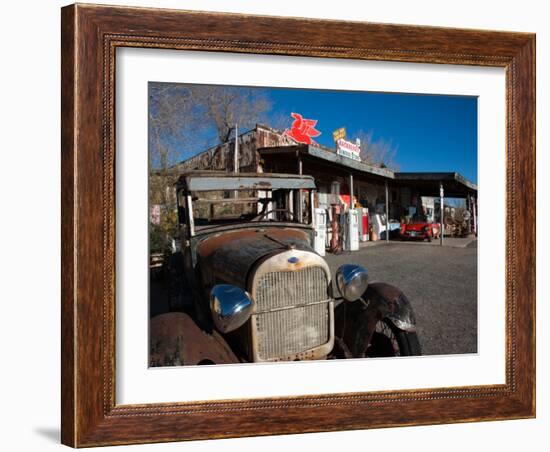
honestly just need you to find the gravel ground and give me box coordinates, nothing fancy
[325,241,478,356]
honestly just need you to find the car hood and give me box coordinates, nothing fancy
[196,227,314,288]
[404,223,429,231]
[404,222,439,231]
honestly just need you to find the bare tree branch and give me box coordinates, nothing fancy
[148,82,273,239]
[355,129,400,170]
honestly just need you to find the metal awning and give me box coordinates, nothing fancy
[258,146,476,197]
[176,171,316,191]
[394,172,477,197]
[258,145,395,179]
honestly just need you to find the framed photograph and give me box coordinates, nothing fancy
[61,3,535,447]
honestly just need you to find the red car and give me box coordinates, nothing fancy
[401,216,441,242]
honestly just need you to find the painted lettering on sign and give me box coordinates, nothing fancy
[336,138,361,161]
[332,127,346,142]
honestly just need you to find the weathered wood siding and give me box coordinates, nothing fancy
[172,125,294,174]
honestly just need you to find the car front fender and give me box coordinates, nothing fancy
[149,312,240,366]
[333,282,418,358]
[364,282,417,332]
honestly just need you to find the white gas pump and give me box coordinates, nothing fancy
[346,209,360,251]
[314,208,327,256]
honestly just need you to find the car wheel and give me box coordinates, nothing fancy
[366,319,422,357]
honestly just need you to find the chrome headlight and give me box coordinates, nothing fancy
[335,264,369,302]
[210,284,253,333]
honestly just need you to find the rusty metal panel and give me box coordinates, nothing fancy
[197,228,312,289]
[185,174,315,191]
[149,312,239,366]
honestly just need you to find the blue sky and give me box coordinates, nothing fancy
[151,83,478,184]
[266,87,478,183]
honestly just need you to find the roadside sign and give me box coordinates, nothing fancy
[336,138,361,162]
[332,127,346,142]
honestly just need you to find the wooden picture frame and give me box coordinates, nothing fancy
[61,3,535,447]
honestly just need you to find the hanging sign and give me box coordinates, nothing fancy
[336,138,361,162]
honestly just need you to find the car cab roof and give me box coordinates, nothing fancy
[176,171,316,192]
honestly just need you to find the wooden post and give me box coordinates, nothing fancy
[234,124,239,173]
[440,182,444,246]
[349,173,354,209]
[233,124,239,198]
[385,180,389,243]
[297,154,303,222]
[467,193,472,235]
[349,173,355,249]
[472,195,477,236]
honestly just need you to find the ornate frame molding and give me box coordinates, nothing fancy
[61,4,535,447]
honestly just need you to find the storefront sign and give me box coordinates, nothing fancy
[336,138,361,162]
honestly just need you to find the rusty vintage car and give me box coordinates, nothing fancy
[150,171,421,366]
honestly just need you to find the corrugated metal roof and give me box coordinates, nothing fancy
[395,172,477,191]
[258,144,395,179]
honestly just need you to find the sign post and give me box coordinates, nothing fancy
[440,182,444,246]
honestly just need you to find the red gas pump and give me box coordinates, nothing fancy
[329,203,341,253]
[361,208,369,241]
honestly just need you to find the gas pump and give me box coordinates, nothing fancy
[329,204,341,253]
[314,208,327,256]
[360,207,369,241]
[346,209,360,251]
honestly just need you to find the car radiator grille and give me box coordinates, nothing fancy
[254,266,330,360]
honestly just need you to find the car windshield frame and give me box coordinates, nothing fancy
[177,188,315,237]
[175,173,317,237]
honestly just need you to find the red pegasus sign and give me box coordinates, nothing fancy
[284,112,321,145]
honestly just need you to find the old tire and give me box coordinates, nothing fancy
[366,319,422,357]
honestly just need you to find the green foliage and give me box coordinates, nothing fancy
[149,208,179,253]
